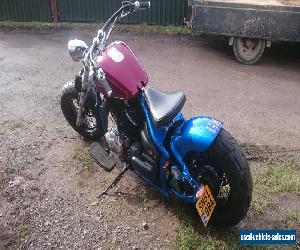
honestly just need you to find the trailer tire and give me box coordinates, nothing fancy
[233,37,266,65]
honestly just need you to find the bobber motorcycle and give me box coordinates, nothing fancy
[61,1,252,228]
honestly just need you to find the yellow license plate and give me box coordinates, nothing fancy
[196,185,216,227]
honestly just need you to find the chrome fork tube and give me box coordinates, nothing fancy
[76,66,92,127]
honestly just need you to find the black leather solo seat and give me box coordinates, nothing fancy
[144,87,186,127]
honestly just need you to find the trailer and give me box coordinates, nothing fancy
[189,0,300,64]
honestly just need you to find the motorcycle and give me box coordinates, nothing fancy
[61,1,253,228]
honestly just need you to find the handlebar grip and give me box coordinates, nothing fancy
[136,1,151,10]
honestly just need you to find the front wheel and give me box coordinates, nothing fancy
[60,81,107,140]
[187,129,253,228]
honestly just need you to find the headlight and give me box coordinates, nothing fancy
[68,39,88,62]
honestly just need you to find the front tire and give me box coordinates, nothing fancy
[60,81,107,140]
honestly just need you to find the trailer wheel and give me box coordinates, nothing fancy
[233,38,266,65]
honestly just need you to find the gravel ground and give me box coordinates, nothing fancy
[0,28,299,249]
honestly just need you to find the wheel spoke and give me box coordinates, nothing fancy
[71,98,97,132]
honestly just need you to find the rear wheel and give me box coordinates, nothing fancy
[186,129,252,228]
[60,81,107,140]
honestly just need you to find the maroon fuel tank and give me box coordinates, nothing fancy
[96,41,148,99]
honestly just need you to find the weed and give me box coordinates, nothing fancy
[0,21,190,36]
[251,156,300,214]
[72,143,94,171]
[286,211,300,224]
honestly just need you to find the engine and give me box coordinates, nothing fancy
[104,125,122,155]
[104,98,160,183]
[104,98,143,156]
[130,126,160,184]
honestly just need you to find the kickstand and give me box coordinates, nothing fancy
[98,164,130,198]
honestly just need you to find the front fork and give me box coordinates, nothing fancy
[76,67,93,127]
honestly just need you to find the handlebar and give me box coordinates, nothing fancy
[102,1,150,31]
[84,1,150,98]
[98,1,150,97]
[136,1,151,10]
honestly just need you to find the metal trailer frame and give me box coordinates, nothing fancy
[189,0,300,64]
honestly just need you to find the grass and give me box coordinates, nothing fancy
[286,211,300,225]
[0,20,190,36]
[171,201,241,250]
[72,143,94,171]
[8,121,23,130]
[3,161,16,175]
[1,120,24,131]
[259,158,300,194]
[0,21,69,30]
[174,225,213,250]
[140,185,164,207]
[17,222,31,238]
[251,156,300,214]
[173,223,227,250]
[14,221,31,246]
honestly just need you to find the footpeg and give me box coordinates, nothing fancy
[89,142,116,172]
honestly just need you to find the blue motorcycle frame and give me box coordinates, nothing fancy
[132,93,223,204]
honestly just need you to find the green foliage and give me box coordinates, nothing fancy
[251,156,300,213]
[0,21,190,36]
[171,202,240,250]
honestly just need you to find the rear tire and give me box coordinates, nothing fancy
[61,81,107,140]
[205,129,252,228]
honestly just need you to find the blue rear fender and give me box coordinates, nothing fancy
[168,116,223,203]
[171,116,223,158]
